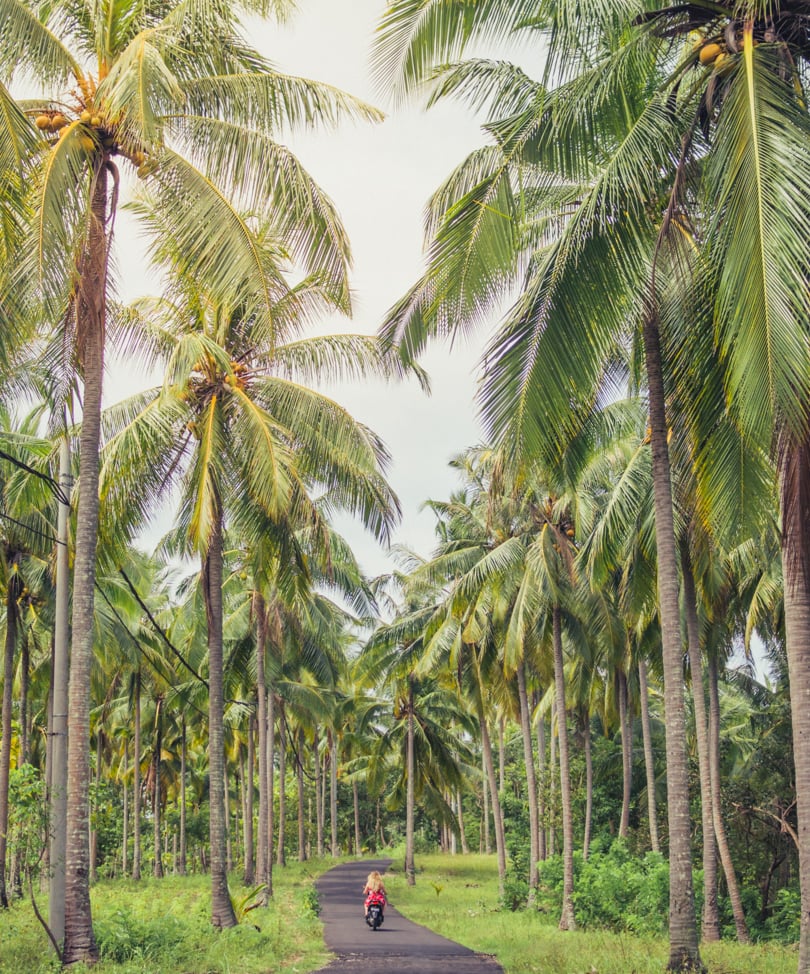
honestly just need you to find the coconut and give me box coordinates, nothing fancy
[35,115,51,129]
[699,42,722,65]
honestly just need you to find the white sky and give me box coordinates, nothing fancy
[112,0,505,576]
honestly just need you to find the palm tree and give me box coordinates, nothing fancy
[100,213,411,925]
[2,0,384,956]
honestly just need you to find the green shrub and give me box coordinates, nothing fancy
[536,841,671,935]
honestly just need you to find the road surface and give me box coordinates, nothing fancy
[312,858,504,974]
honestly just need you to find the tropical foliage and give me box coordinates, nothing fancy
[0,0,806,972]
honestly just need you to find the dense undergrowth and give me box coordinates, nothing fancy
[384,853,798,974]
[0,860,331,974]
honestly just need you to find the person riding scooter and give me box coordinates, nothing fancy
[362,870,387,926]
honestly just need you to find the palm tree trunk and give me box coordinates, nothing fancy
[19,630,29,766]
[779,438,810,971]
[517,661,539,893]
[179,719,187,877]
[313,730,323,857]
[203,514,237,928]
[255,596,268,901]
[266,686,275,895]
[329,729,338,857]
[618,670,633,841]
[153,705,163,879]
[638,657,660,853]
[534,692,547,862]
[481,748,491,854]
[353,779,361,856]
[244,721,255,885]
[224,764,232,873]
[0,575,19,909]
[583,711,593,861]
[707,653,749,942]
[90,730,102,882]
[642,308,702,971]
[498,715,506,793]
[122,741,128,878]
[62,160,112,966]
[296,726,306,861]
[133,671,142,881]
[549,697,557,858]
[48,435,72,944]
[405,676,416,886]
[552,606,576,930]
[478,705,506,895]
[457,788,469,855]
[681,541,719,941]
[277,704,287,867]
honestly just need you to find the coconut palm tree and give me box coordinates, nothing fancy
[2,0,385,956]
[100,208,414,925]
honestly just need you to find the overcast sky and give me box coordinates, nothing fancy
[113,0,502,576]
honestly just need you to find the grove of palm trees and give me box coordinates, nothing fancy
[0,1,807,973]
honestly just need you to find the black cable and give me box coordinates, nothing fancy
[0,448,70,506]
[0,511,63,547]
[94,581,209,722]
[118,567,209,689]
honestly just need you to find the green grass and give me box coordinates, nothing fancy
[0,860,333,974]
[383,854,798,974]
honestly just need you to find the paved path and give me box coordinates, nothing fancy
[312,859,503,974]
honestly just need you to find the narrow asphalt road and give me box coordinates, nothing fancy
[312,859,504,974]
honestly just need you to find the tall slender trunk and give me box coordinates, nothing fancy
[707,654,749,942]
[517,661,539,893]
[481,748,491,855]
[179,719,187,876]
[224,764,232,872]
[498,715,506,793]
[62,161,112,967]
[549,698,557,857]
[534,693,547,862]
[405,676,416,886]
[478,705,507,894]
[582,712,593,861]
[121,740,128,878]
[553,606,576,930]
[642,309,702,971]
[19,631,29,766]
[618,669,633,841]
[153,705,163,879]
[276,704,286,866]
[457,788,469,855]
[266,685,275,895]
[255,596,268,902]
[48,435,73,932]
[681,541,719,941]
[296,727,306,861]
[203,514,237,928]
[90,731,102,882]
[313,731,323,857]
[780,438,810,971]
[638,657,660,852]
[244,721,255,885]
[353,779,361,856]
[133,671,141,881]
[0,575,19,909]
[329,730,338,857]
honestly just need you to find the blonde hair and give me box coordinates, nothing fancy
[365,870,384,892]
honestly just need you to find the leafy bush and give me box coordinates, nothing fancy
[94,909,189,962]
[536,841,671,935]
[764,887,801,943]
[300,885,320,917]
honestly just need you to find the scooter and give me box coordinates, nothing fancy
[365,891,385,931]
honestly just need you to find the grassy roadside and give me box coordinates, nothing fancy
[0,860,334,974]
[383,854,797,974]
